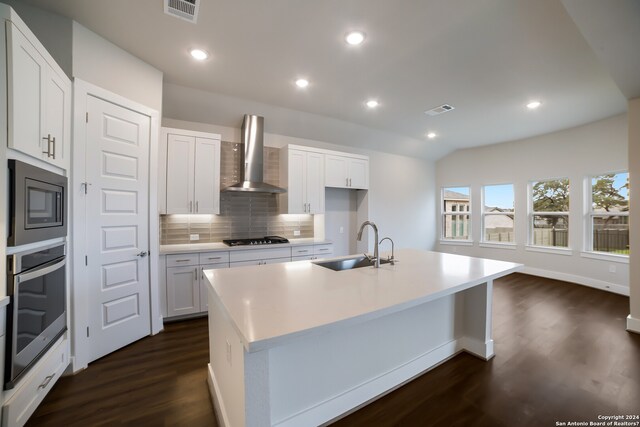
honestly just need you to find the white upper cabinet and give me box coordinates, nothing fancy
[280,147,325,214]
[162,128,221,214]
[325,153,369,190]
[7,22,71,170]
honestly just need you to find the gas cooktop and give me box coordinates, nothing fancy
[222,236,290,247]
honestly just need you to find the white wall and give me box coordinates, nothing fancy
[436,113,629,294]
[0,0,72,78]
[162,117,436,253]
[628,99,640,332]
[72,22,163,112]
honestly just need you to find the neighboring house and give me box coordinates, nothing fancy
[443,190,470,239]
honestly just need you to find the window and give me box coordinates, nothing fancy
[588,172,629,255]
[482,184,515,243]
[442,186,471,240]
[530,178,569,247]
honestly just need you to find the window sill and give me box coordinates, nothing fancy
[525,245,573,256]
[479,242,517,250]
[580,251,629,264]
[439,239,474,247]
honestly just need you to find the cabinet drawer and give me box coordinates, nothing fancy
[2,336,69,427]
[230,257,291,268]
[166,253,199,267]
[229,247,292,262]
[292,255,314,261]
[313,244,333,255]
[291,245,314,256]
[199,251,230,265]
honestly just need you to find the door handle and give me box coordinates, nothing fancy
[136,251,148,258]
[42,134,53,158]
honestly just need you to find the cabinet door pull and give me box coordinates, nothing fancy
[298,250,309,253]
[308,203,311,212]
[196,201,199,213]
[208,257,222,260]
[189,201,193,213]
[201,267,204,280]
[51,136,56,159]
[175,259,191,263]
[346,177,349,186]
[39,374,55,390]
[42,134,52,158]
[349,178,352,187]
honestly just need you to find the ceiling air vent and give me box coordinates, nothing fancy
[164,0,200,24]
[424,104,455,116]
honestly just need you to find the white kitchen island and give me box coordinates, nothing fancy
[204,249,522,427]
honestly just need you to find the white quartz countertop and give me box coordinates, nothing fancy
[204,249,523,352]
[160,238,331,254]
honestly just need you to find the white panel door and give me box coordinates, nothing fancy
[167,266,200,317]
[7,23,44,160]
[325,154,349,188]
[193,137,221,214]
[166,134,195,214]
[86,95,151,363]
[287,150,306,213]
[348,158,369,189]
[305,152,325,214]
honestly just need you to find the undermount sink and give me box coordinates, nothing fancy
[313,255,391,271]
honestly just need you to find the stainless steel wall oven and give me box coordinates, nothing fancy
[5,242,67,389]
[8,160,67,246]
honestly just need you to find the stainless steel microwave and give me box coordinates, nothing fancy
[8,160,68,246]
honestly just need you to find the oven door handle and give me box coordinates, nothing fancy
[16,257,66,285]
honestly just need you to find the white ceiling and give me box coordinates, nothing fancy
[20,0,632,159]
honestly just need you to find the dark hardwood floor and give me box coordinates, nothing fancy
[28,273,640,426]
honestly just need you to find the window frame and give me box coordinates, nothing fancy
[584,171,629,259]
[440,186,472,243]
[481,183,516,247]
[528,178,571,250]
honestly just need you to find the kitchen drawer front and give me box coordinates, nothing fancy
[2,336,69,427]
[291,245,314,257]
[292,255,314,261]
[230,257,291,268]
[229,247,292,262]
[199,251,230,265]
[313,244,333,256]
[166,253,199,267]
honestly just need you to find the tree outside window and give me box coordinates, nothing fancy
[589,172,629,255]
[531,179,569,247]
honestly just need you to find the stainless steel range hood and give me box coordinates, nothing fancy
[222,115,286,194]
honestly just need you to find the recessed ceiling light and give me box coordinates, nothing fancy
[295,78,309,88]
[427,132,437,139]
[190,48,208,61]
[345,31,366,45]
[527,100,542,109]
[366,99,379,108]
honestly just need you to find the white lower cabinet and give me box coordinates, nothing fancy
[2,335,69,427]
[164,243,333,320]
[166,253,229,318]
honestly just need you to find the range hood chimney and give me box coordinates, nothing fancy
[222,115,286,194]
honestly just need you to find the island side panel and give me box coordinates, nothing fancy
[460,280,494,359]
[208,292,248,427]
[267,295,460,426]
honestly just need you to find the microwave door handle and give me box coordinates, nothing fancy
[15,257,66,285]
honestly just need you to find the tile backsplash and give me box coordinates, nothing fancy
[160,142,314,245]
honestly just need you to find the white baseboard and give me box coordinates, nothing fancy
[458,337,494,360]
[207,363,231,427]
[276,339,460,427]
[627,315,640,334]
[522,267,629,296]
